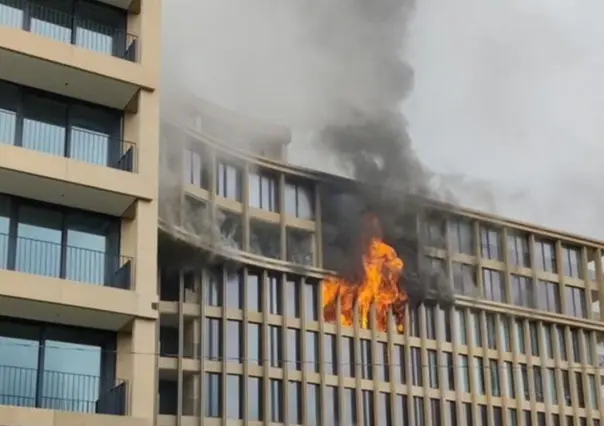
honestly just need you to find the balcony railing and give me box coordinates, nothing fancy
[0,109,137,172]
[0,0,138,62]
[0,233,134,289]
[0,365,128,415]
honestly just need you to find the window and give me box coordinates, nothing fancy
[268,326,283,368]
[288,381,302,424]
[430,399,441,425]
[287,329,301,370]
[0,318,119,415]
[565,286,587,318]
[323,334,338,375]
[285,277,301,318]
[536,281,561,313]
[507,232,530,267]
[216,209,243,249]
[216,161,242,201]
[480,226,502,260]
[246,272,263,312]
[204,318,222,361]
[269,380,283,422]
[249,220,281,259]
[472,357,485,394]
[0,195,9,269]
[534,239,557,273]
[342,336,356,377]
[226,375,242,419]
[534,366,544,402]
[284,180,313,219]
[183,148,209,188]
[548,368,557,404]
[428,350,439,388]
[514,319,526,354]
[225,271,243,308]
[0,197,124,287]
[0,80,125,168]
[226,320,242,363]
[452,263,477,295]
[267,274,282,315]
[510,275,533,308]
[362,391,375,426]
[307,384,321,425]
[247,323,262,366]
[529,322,540,356]
[378,392,392,425]
[411,348,422,386]
[424,215,446,248]
[454,309,467,345]
[459,356,470,392]
[304,280,319,321]
[443,352,455,390]
[556,326,567,361]
[324,386,339,425]
[376,342,389,382]
[249,170,279,212]
[286,228,314,265]
[470,310,482,346]
[205,373,222,417]
[305,331,319,373]
[504,362,515,397]
[482,269,504,302]
[490,360,501,396]
[562,245,582,278]
[414,397,425,425]
[343,388,357,425]
[247,377,263,421]
[393,345,407,384]
[448,218,474,254]
[360,339,373,380]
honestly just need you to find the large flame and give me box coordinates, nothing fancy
[322,215,408,333]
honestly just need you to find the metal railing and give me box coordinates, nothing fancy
[0,109,137,172]
[0,233,134,289]
[0,365,128,415]
[0,0,138,61]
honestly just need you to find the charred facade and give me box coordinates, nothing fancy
[156,100,604,426]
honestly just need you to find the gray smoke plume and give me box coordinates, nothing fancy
[160,0,454,306]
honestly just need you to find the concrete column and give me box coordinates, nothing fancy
[116,318,157,419]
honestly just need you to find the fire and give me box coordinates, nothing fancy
[322,215,408,333]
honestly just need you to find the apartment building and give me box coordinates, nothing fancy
[156,99,604,426]
[0,1,161,426]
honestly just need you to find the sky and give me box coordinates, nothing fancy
[162,0,604,240]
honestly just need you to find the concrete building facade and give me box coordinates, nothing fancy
[156,98,604,426]
[0,0,161,425]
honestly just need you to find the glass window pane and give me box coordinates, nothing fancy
[22,94,67,156]
[16,205,62,277]
[41,341,101,412]
[0,326,39,408]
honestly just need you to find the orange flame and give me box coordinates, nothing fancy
[322,215,408,333]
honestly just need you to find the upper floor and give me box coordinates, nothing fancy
[0,0,160,111]
[159,116,604,324]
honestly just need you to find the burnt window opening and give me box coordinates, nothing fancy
[216,209,243,249]
[423,214,447,249]
[249,220,281,259]
[249,169,280,213]
[286,228,314,266]
[183,196,210,235]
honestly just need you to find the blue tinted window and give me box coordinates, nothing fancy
[22,94,67,156]
[66,214,113,285]
[42,341,101,411]
[16,205,62,277]
[0,195,9,268]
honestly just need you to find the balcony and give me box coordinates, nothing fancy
[0,109,137,172]
[0,233,133,289]
[0,365,128,415]
[0,0,138,62]
[0,1,155,110]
